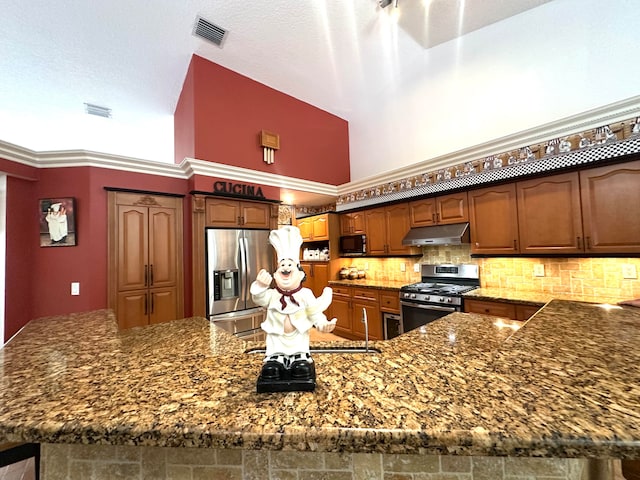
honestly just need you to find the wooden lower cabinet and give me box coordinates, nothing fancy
[300,262,330,298]
[464,298,541,321]
[117,287,178,329]
[379,289,400,313]
[330,286,382,340]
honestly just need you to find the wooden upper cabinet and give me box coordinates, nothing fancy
[339,212,366,235]
[365,204,417,256]
[580,159,640,253]
[469,184,519,255]
[365,207,387,255]
[386,204,415,255]
[241,201,272,229]
[206,198,270,228]
[298,214,330,241]
[516,173,584,254]
[409,192,468,227]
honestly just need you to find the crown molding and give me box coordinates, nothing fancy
[181,158,339,196]
[2,95,639,204]
[338,95,640,196]
[0,140,339,197]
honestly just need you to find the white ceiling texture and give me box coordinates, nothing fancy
[3,0,638,205]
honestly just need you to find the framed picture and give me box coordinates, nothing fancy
[39,197,77,247]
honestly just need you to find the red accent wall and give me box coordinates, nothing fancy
[3,164,193,341]
[174,59,196,165]
[174,55,350,186]
[5,175,37,340]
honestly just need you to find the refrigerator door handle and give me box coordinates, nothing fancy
[239,234,248,307]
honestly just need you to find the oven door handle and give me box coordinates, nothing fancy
[400,301,457,313]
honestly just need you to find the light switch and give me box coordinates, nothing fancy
[71,282,80,295]
[414,263,420,273]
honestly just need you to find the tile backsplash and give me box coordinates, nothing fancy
[340,245,640,300]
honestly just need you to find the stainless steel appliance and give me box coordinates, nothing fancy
[383,312,402,339]
[339,234,367,256]
[206,228,273,320]
[399,264,479,333]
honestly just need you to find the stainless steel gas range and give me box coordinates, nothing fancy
[398,264,480,335]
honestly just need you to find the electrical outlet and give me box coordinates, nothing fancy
[533,264,545,277]
[364,262,369,271]
[400,263,406,272]
[622,264,638,279]
[414,263,420,273]
[71,282,80,295]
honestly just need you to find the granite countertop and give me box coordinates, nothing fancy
[328,279,407,290]
[464,287,626,306]
[1,302,639,459]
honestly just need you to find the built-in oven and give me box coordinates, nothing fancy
[399,264,479,333]
[400,301,459,333]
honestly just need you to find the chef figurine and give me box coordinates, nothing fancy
[250,226,337,392]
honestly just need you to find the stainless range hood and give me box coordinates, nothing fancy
[402,222,470,246]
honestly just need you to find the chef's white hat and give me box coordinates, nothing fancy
[269,226,302,263]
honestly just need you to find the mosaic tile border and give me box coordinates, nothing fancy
[336,118,640,212]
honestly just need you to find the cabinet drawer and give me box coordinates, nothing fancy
[464,299,516,319]
[379,291,400,312]
[331,285,352,297]
[352,288,379,302]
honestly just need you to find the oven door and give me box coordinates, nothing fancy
[401,301,458,333]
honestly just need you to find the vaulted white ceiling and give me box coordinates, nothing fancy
[1,0,551,172]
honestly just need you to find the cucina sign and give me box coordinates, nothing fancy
[213,181,265,199]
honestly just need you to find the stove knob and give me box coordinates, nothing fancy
[410,293,416,299]
[447,297,453,303]
[439,297,445,302]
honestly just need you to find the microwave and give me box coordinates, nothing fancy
[339,234,367,256]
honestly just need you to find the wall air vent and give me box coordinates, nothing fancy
[193,16,228,48]
[84,103,112,118]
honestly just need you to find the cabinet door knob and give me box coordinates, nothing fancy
[577,236,582,249]
[144,293,148,315]
[150,264,154,286]
[144,265,148,286]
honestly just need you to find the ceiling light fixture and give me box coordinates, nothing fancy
[379,0,398,8]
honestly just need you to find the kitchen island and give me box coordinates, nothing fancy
[1,300,639,479]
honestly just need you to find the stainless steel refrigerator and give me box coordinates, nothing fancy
[206,228,273,320]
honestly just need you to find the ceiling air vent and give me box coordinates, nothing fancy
[193,16,228,48]
[84,103,111,118]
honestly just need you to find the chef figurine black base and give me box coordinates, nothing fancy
[250,226,337,393]
[256,355,316,393]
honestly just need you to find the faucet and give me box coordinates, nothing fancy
[362,308,369,353]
